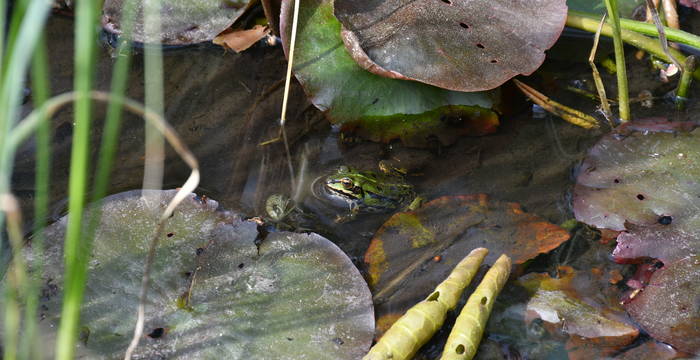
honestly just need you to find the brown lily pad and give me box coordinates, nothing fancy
[365,194,569,319]
[624,256,700,355]
[573,121,700,264]
[280,0,500,148]
[333,0,568,92]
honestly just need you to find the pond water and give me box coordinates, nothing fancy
[10,12,700,360]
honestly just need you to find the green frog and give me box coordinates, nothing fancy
[323,163,422,221]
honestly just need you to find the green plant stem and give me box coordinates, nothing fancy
[21,32,51,360]
[0,0,52,277]
[55,0,103,359]
[569,10,700,50]
[567,12,700,81]
[92,1,135,205]
[142,0,165,191]
[676,56,696,110]
[603,0,630,122]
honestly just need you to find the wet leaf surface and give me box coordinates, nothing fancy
[102,0,253,45]
[519,267,639,351]
[5,190,374,359]
[624,256,700,355]
[613,340,680,360]
[365,194,569,325]
[333,0,567,92]
[280,0,500,147]
[573,121,700,264]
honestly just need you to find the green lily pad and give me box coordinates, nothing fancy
[334,0,567,92]
[6,190,374,359]
[102,0,253,45]
[280,0,500,147]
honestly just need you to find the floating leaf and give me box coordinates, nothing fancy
[365,195,569,322]
[624,256,700,355]
[3,190,374,359]
[333,0,567,92]
[280,0,499,147]
[102,0,254,45]
[573,121,700,264]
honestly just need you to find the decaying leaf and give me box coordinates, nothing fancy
[213,25,270,53]
[365,195,569,330]
[624,256,700,355]
[519,267,639,355]
[333,0,567,92]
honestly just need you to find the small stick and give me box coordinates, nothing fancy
[588,14,614,126]
[513,79,599,129]
[645,0,683,74]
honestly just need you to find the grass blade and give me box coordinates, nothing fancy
[55,0,103,358]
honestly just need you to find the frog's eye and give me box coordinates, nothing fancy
[340,177,353,189]
[338,166,349,173]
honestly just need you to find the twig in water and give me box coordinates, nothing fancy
[645,0,683,75]
[588,14,614,126]
[278,0,301,192]
[513,79,599,129]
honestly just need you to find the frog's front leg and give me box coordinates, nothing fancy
[335,202,360,223]
[405,196,424,211]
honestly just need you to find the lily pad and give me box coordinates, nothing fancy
[280,0,500,147]
[624,256,700,355]
[573,121,700,264]
[6,190,374,359]
[102,0,253,45]
[333,0,568,92]
[364,194,569,318]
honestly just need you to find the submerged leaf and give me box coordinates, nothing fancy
[519,268,639,350]
[334,0,567,92]
[3,190,374,359]
[365,195,569,325]
[280,0,499,147]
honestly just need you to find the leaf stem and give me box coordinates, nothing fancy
[603,0,630,122]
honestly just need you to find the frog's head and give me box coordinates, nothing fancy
[324,166,363,200]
